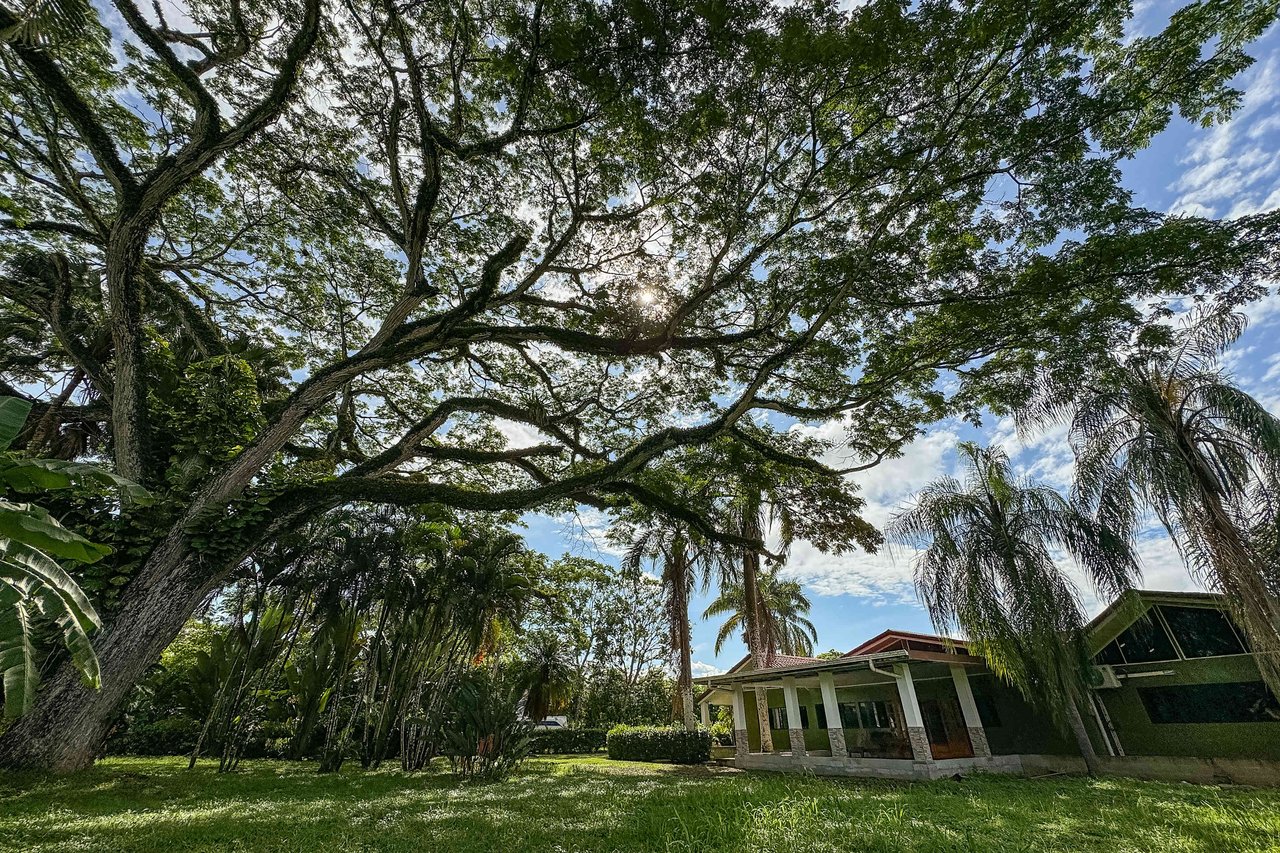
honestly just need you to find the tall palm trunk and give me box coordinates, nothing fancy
[741,490,773,751]
[1065,698,1101,777]
[1176,435,1280,694]
[666,533,697,732]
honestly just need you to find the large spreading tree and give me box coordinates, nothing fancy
[2,0,1279,770]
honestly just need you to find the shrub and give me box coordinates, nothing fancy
[606,725,711,764]
[529,727,607,755]
[107,717,202,756]
[442,674,533,781]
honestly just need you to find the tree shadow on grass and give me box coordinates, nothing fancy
[2,758,1279,852]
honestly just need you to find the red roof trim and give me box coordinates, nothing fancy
[844,629,967,657]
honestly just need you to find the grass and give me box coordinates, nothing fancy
[3,755,1280,852]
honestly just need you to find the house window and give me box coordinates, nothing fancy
[1095,639,1127,666]
[767,705,810,728]
[1097,614,1179,665]
[816,704,827,729]
[836,701,894,729]
[859,700,895,729]
[1157,605,1248,658]
[1139,681,1280,724]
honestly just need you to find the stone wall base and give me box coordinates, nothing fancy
[906,726,933,763]
[967,727,991,758]
[787,728,807,756]
[827,727,847,758]
[732,752,1022,780]
[734,729,749,759]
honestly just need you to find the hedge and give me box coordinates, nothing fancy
[528,727,608,755]
[606,725,711,764]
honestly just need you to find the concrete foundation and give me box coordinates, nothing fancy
[722,751,1280,785]
[729,751,1022,780]
[1021,754,1280,786]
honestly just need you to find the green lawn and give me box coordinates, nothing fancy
[3,755,1279,852]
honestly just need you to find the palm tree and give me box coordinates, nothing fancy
[889,442,1139,776]
[1022,309,1280,693]
[516,631,577,724]
[703,572,818,659]
[718,432,877,750]
[621,515,729,732]
[624,521,696,731]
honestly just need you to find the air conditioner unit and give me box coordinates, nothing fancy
[1091,665,1122,690]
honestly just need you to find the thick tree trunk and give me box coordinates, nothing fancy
[0,504,316,771]
[0,535,210,771]
[1065,697,1100,778]
[104,225,152,482]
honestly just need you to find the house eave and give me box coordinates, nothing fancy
[693,647,986,688]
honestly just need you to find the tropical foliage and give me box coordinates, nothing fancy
[106,510,676,768]
[890,442,1140,775]
[1022,309,1280,694]
[703,572,818,659]
[0,396,148,719]
[441,672,533,782]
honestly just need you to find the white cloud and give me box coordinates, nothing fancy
[1169,52,1280,219]
[766,422,964,602]
[778,538,919,602]
[793,422,961,528]
[692,660,724,677]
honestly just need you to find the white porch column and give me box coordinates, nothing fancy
[731,685,749,758]
[819,672,846,758]
[699,699,711,728]
[894,663,932,763]
[782,676,807,757]
[949,665,991,757]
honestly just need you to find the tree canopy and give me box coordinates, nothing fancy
[2,0,1280,770]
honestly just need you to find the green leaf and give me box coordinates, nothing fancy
[0,587,36,719]
[0,0,94,46]
[0,501,112,563]
[0,459,154,505]
[0,397,32,452]
[0,537,103,717]
[0,537,101,633]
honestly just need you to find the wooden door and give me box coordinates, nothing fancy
[920,698,974,760]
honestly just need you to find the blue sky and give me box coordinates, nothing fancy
[517,16,1280,677]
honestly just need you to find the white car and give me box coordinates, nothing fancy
[533,716,568,730]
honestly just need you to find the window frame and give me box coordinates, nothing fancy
[1155,604,1250,661]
